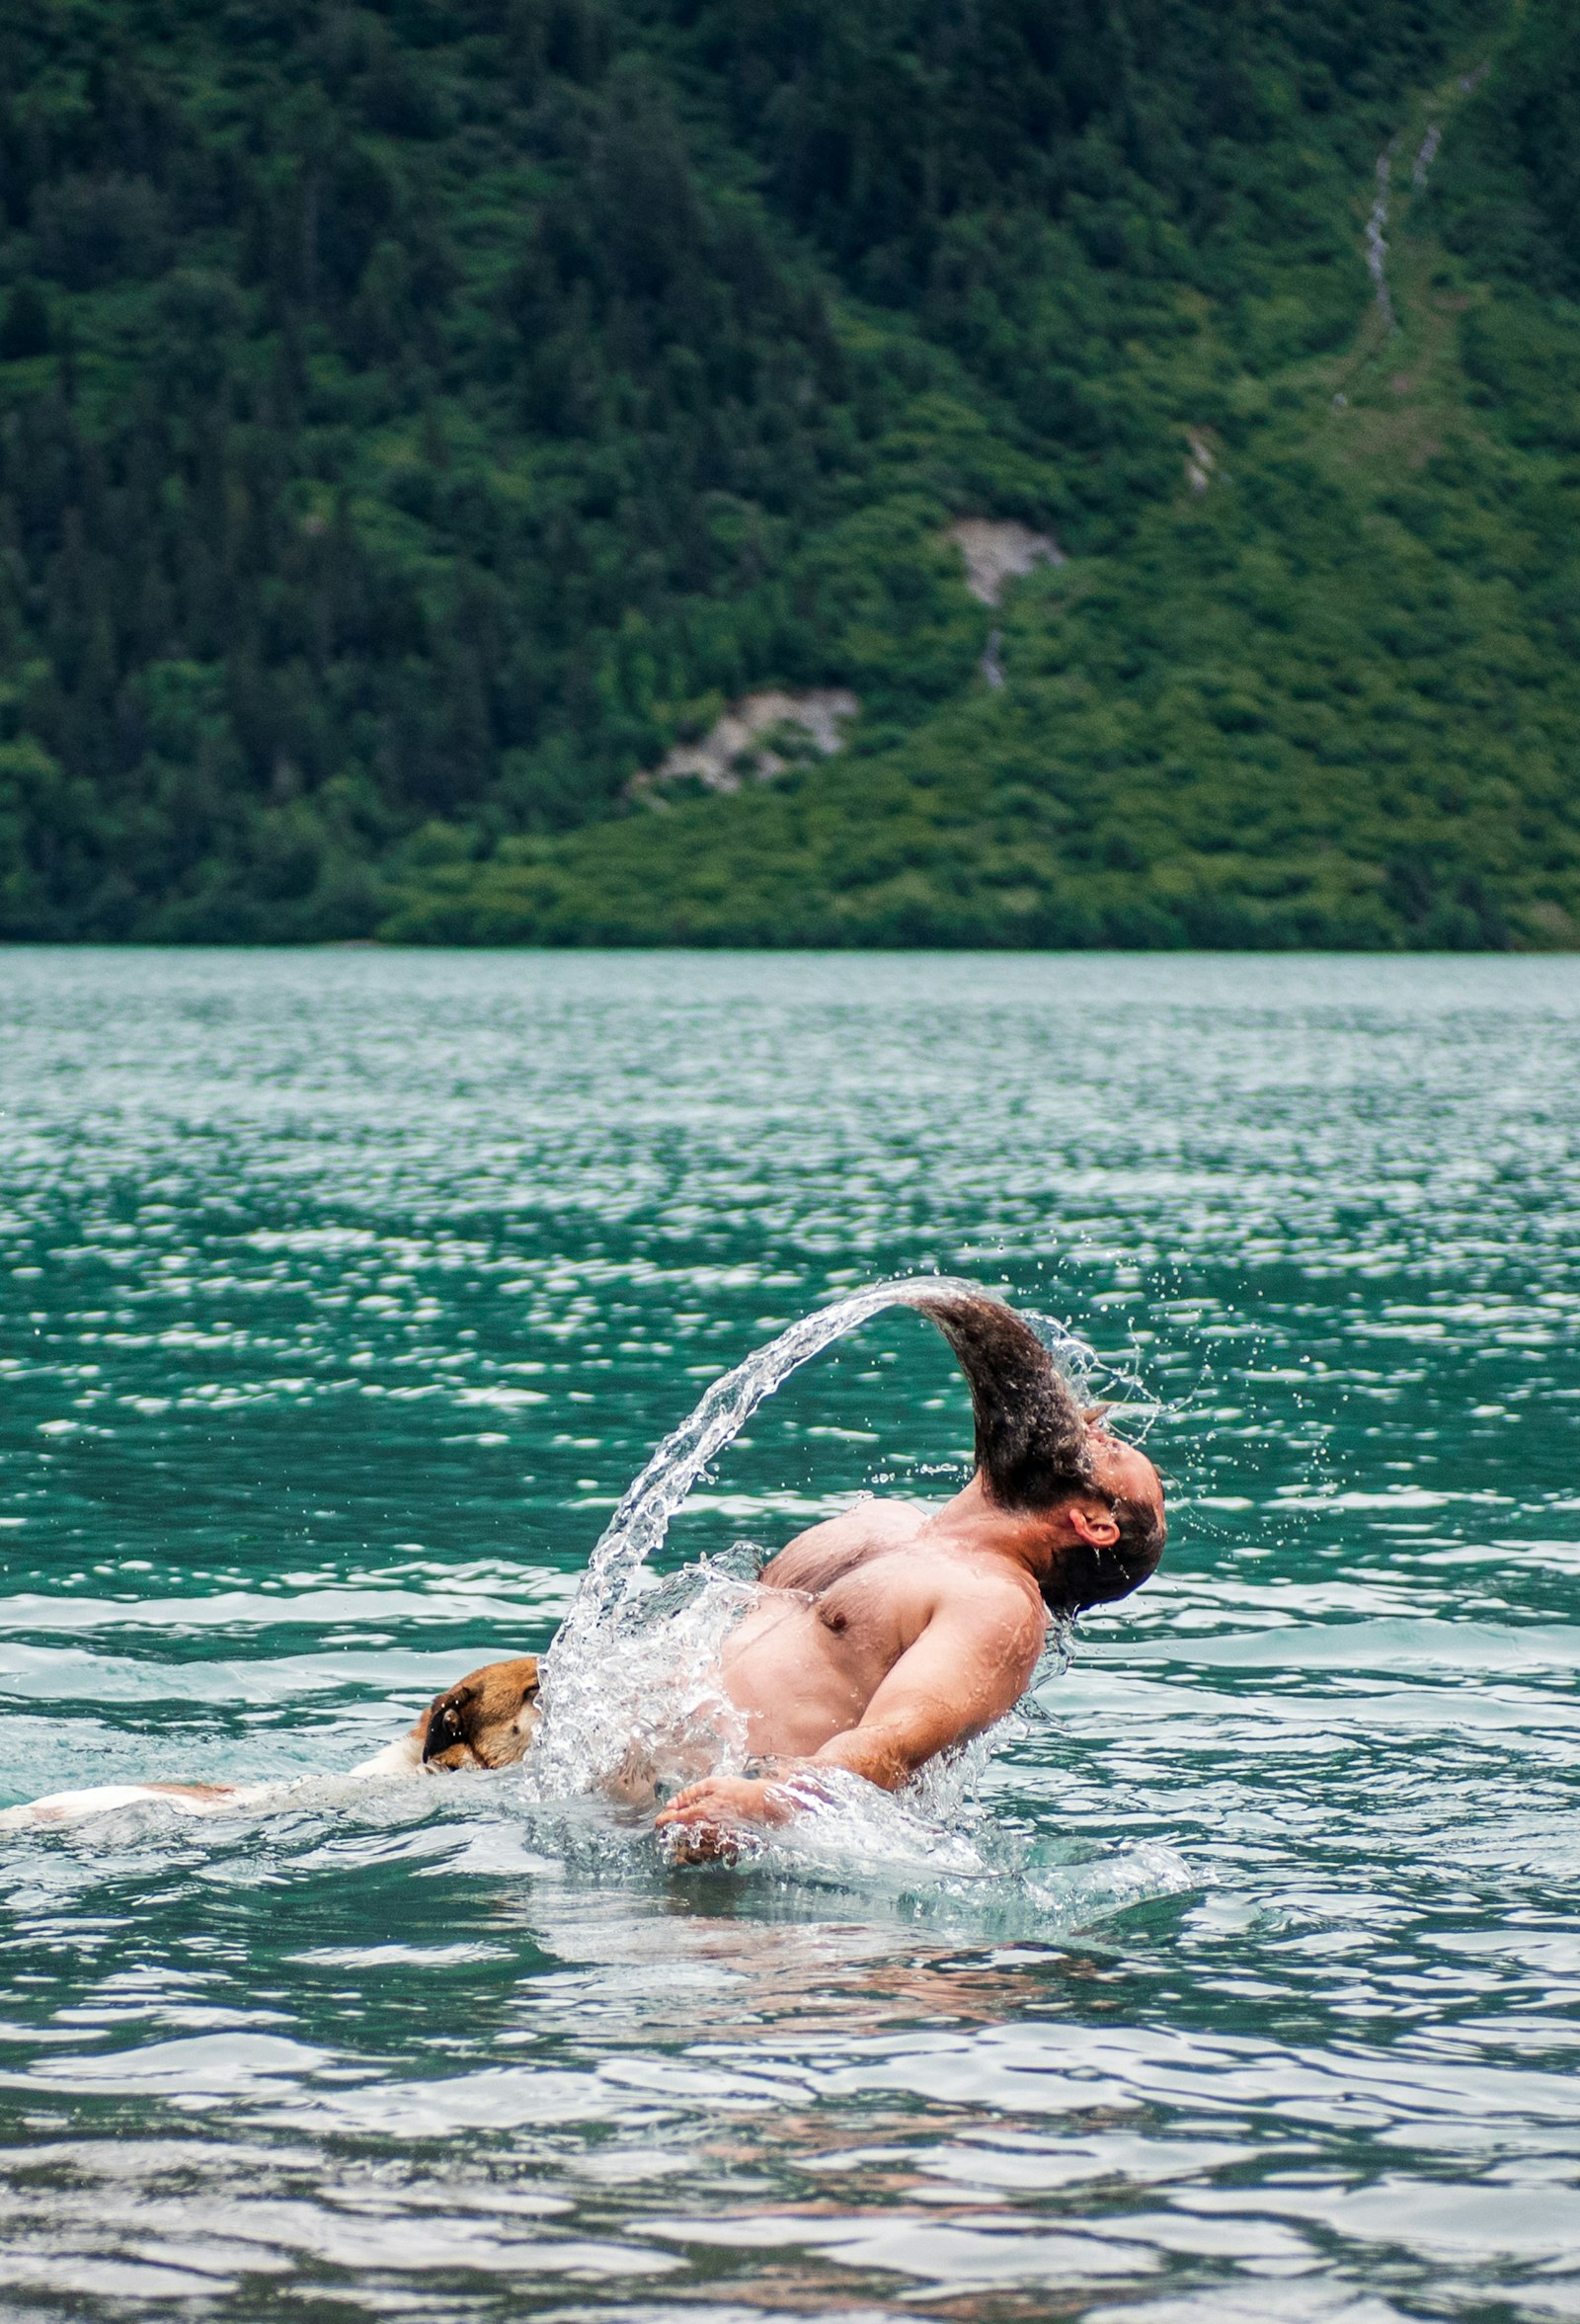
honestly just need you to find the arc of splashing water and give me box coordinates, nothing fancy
[548,1274,988,1666]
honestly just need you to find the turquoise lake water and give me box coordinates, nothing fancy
[1,948,1579,2323]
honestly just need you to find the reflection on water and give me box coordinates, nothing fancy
[2,950,1579,2321]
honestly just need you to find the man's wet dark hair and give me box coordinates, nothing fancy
[898,1285,1164,1614]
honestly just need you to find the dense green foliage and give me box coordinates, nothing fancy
[1,0,1576,944]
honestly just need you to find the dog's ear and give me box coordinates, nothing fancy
[422,1679,483,1769]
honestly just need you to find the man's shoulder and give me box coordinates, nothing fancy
[851,1496,933,1543]
[856,1538,1042,1626]
[931,1550,1045,1617]
[767,1496,929,1580]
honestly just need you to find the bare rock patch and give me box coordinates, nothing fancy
[631,689,858,801]
[947,519,1065,607]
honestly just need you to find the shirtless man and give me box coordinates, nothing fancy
[655,1288,1165,1856]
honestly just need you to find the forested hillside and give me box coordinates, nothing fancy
[1,0,1576,945]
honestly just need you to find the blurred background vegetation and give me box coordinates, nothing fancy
[0,0,1577,947]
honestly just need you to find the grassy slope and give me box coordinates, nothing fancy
[385,6,1580,949]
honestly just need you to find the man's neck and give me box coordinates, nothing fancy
[924,1473,1067,1592]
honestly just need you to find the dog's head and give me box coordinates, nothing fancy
[418,1655,541,1771]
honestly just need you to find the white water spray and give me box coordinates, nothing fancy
[551,1275,999,1652]
[527,1273,996,1797]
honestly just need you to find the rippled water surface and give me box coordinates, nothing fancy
[2,948,1579,2324]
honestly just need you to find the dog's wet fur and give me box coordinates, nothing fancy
[417,1654,542,1770]
[0,1654,541,1829]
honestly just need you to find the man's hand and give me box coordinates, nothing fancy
[654,1774,793,1864]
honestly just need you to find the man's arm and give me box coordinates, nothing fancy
[654,1585,1043,1846]
[808,1591,1041,1786]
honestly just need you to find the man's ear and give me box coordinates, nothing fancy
[1066,1500,1121,1550]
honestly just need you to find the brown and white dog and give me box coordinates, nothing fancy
[0,1655,541,1830]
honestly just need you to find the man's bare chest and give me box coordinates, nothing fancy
[798,1561,928,1674]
